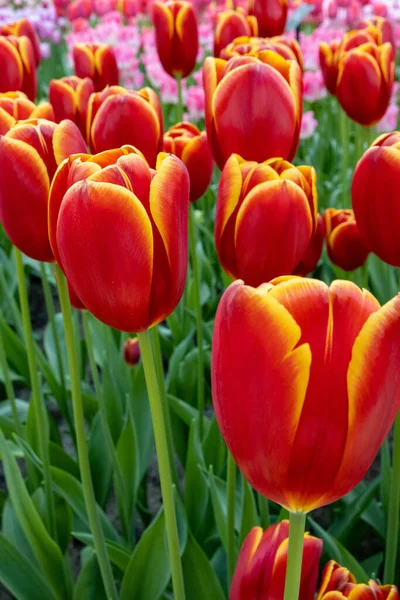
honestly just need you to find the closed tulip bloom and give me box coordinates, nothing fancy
[49,148,189,332]
[230,522,322,600]
[337,42,394,126]
[49,76,94,136]
[215,154,317,285]
[352,131,400,266]
[220,35,303,69]
[123,337,141,366]
[1,19,41,66]
[0,91,54,135]
[73,43,119,91]
[152,0,198,78]
[294,213,325,276]
[248,0,288,37]
[316,561,400,599]
[212,277,400,512]
[0,35,37,101]
[0,118,86,261]
[163,121,213,201]
[324,208,369,271]
[203,52,302,168]
[214,9,258,57]
[86,86,163,167]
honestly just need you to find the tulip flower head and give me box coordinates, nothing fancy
[230,521,322,600]
[123,337,141,366]
[163,121,213,201]
[73,43,119,91]
[152,0,199,78]
[0,35,37,101]
[0,92,54,135]
[213,9,258,57]
[49,76,95,137]
[1,19,41,66]
[212,277,400,512]
[316,560,400,599]
[352,131,400,267]
[220,35,303,69]
[203,52,302,168]
[248,0,288,38]
[49,147,189,332]
[323,208,370,271]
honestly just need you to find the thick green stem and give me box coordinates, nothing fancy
[0,307,23,437]
[15,249,57,540]
[188,207,205,436]
[258,493,270,529]
[340,109,349,208]
[284,512,307,600]
[56,268,118,600]
[227,451,237,586]
[176,75,183,123]
[384,412,400,583]
[137,328,185,600]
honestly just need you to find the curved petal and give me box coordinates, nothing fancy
[73,44,95,79]
[49,79,77,123]
[181,131,213,201]
[0,38,23,93]
[230,527,263,600]
[53,119,87,164]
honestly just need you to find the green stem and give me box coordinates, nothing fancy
[176,75,183,123]
[283,512,307,600]
[0,266,23,337]
[227,451,237,586]
[340,108,349,208]
[56,268,118,600]
[188,206,205,436]
[384,412,400,583]
[355,123,364,165]
[258,494,270,530]
[0,306,24,437]
[137,328,185,600]
[14,249,57,540]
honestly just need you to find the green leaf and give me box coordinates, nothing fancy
[0,534,56,600]
[239,480,259,546]
[361,552,383,579]
[380,439,391,522]
[73,550,107,600]
[0,399,29,422]
[43,313,69,376]
[131,365,154,482]
[116,406,140,532]
[185,419,209,540]
[73,532,131,572]
[169,393,200,427]
[329,478,380,541]
[88,413,113,507]
[182,533,225,600]
[0,317,30,383]
[207,467,241,552]
[2,499,36,565]
[203,417,226,476]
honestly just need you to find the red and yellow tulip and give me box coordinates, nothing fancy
[0,118,86,261]
[163,122,213,202]
[215,155,317,285]
[294,213,325,277]
[1,19,41,66]
[0,91,54,135]
[220,35,303,69]
[152,0,198,79]
[0,35,37,101]
[230,521,322,600]
[72,43,119,91]
[213,9,258,58]
[323,208,370,271]
[48,148,189,331]
[248,0,288,38]
[86,86,163,168]
[316,561,400,599]
[49,76,94,137]
[212,277,400,512]
[352,131,400,267]
[203,52,302,168]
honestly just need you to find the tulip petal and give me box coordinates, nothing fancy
[49,80,77,123]
[0,38,23,93]
[53,119,87,165]
[229,527,264,600]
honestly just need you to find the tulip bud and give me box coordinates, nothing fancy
[220,35,303,69]
[163,121,213,201]
[49,76,94,137]
[352,131,400,267]
[248,0,288,37]
[123,337,141,366]
[152,0,198,78]
[0,35,37,101]
[1,19,41,66]
[73,43,119,91]
[323,208,369,271]
[0,91,54,135]
[316,560,400,599]
[86,85,163,167]
[230,522,322,600]
[213,9,258,57]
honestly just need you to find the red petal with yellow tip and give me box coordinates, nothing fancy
[229,527,264,600]
[49,79,76,123]
[0,37,23,93]
[53,119,87,165]
[181,131,213,201]
[73,44,95,80]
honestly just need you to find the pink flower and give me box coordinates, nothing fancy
[376,104,399,133]
[303,70,327,102]
[184,84,205,122]
[300,110,318,139]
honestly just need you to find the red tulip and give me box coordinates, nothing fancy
[152,0,198,78]
[118,0,138,16]
[0,35,37,101]
[49,76,95,136]
[352,131,400,266]
[215,155,317,285]
[294,213,325,276]
[1,19,41,66]
[0,118,86,261]
[72,43,119,91]
[123,337,141,366]
[316,561,400,599]
[230,521,322,600]
[323,208,370,271]
[163,121,213,201]
[212,277,400,512]
[0,91,54,135]
[357,16,396,53]
[86,85,163,167]
[48,148,189,331]
[220,35,303,70]
[248,0,288,37]
[213,9,258,58]
[67,0,93,20]
[203,52,302,169]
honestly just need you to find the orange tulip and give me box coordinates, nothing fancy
[213,9,258,58]
[212,277,400,512]
[0,35,37,101]
[230,521,322,600]
[220,35,303,70]
[0,91,54,135]
[72,43,119,91]
[0,118,86,261]
[152,0,198,78]
[86,86,163,168]
[323,208,370,271]
[352,131,400,267]
[215,155,317,285]
[203,52,302,169]
[316,561,400,599]
[49,76,94,136]
[163,121,213,201]
[248,0,288,38]
[48,148,189,332]
[294,213,325,277]
[1,19,41,66]
[337,42,394,125]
